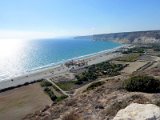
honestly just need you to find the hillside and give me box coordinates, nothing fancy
[24,76,160,120]
[76,30,160,44]
[24,44,160,120]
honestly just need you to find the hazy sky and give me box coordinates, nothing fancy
[1,0,160,39]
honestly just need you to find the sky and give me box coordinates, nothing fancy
[1,0,160,39]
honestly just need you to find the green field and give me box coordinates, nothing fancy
[116,53,141,62]
[56,81,76,91]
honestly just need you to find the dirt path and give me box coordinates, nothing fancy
[46,79,69,97]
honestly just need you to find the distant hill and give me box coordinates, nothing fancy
[76,30,160,44]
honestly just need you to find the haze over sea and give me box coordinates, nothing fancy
[0,38,121,80]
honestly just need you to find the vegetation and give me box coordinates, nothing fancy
[52,85,61,92]
[75,62,126,85]
[75,71,97,85]
[0,80,42,93]
[124,75,160,93]
[44,87,68,101]
[56,95,68,102]
[86,81,105,91]
[152,44,160,51]
[56,81,76,91]
[117,53,141,62]
[140,44,160,51]
[122,47,145,54]
[40,80,68,102]
[40,80,52,87]
[44,87,57,101]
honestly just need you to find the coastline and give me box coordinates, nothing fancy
[0,44,131,91]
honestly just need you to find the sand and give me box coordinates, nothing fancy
[0,45,129,90]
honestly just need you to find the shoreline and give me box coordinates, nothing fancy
[0,44,131,91]
[0,44,124,81]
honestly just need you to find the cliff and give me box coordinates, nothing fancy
[76,30,160,44]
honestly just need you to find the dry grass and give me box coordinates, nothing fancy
[122,61,147,74]
[62,111,83,120]
[116,53,141,62]
[0,82,52,120]
[85,81,105,92]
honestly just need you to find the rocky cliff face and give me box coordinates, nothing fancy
[77,30,160,44]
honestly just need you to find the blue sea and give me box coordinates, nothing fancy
[0,38,122,80]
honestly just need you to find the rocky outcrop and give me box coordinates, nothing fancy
[113,103,160,120]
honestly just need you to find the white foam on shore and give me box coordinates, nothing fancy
[0,44,130,90]
[1,44,128,81]
[20,45,127,73]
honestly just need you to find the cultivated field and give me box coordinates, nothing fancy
[0,83,52,120]
[121,61,148,74]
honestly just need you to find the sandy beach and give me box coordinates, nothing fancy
[0,45,129,90]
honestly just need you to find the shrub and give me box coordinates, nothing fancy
[56,95,68,102]
[40,80,52,87]
[75,62,126,84]
[44,87,57,101]
[86,81,105,91]
[122,47,145,54]
[124,76,160,93]
[75,80,83,85]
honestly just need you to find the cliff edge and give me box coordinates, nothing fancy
[76,30,160,44]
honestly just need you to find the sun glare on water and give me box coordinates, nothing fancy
[0,39,25,58]
[0,39,28,79]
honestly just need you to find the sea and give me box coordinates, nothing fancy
[0,38,122,80]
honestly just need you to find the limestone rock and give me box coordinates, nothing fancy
[113,103,160,120]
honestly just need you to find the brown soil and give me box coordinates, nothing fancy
[24,78,160,120]
[0,83,52,120]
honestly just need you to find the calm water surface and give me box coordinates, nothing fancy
[0,38,121,80]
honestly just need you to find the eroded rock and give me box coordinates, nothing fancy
[113,103,160,120]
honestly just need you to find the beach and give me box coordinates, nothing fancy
[0,45,129,91]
